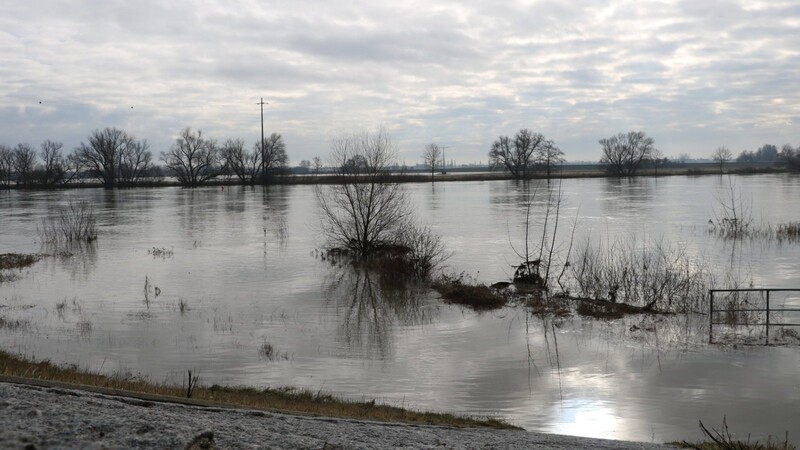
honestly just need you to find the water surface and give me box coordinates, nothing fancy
[1,174,799,443]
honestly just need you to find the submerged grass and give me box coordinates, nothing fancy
[432,275,507,310]
[0,253,41,271]
[0,349,518,430]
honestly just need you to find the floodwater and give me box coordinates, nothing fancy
[1,174,800,444]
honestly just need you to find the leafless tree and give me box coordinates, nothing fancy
[599,131,655,176]
[0,144,15,187]
[316,129,409,256]
[161,127,220,187]
[422,143,442,181]
[13,143,37,186]
[39,140,67,186]
[312,156,323,175]
[712,146,733,173]
[72,127,137,188]
[221,138,261,184]
[489,129,555,179]
[534,140,565,178]
[256,133,288,182]
[118,140,152,185]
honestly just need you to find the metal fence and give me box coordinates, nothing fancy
[709,288,800,344]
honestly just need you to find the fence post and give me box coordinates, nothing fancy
[766,290,770,345]
[709,290,714,344]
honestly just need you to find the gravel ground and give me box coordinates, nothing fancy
[0,381,678,449]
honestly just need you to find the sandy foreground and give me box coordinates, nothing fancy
[0,380,677,449]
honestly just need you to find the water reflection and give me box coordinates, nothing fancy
[324,267,437,360]
[2,177,800,443]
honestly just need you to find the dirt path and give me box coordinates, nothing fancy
[0,380,677,449]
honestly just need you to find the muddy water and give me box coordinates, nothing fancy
[1,174,799,443]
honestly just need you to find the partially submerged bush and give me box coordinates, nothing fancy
[566,237,710,312]
[38,200,98,244]
[0,253,41,271]
[432,274,507,310]
[321,221,449,280]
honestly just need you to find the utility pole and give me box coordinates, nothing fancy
[257,98,268,183]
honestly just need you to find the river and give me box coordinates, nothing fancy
[1,173,799,443]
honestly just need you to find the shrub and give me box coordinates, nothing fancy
[38,200,98,244]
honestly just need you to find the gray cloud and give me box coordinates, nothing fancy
[1,0,798,163]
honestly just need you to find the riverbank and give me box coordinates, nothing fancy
[0,378,676,449]
[0,161,790,190]
[0,350,513,430]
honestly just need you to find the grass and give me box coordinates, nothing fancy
[432,275,507,310]
[0,253,42,271]
[0,349,519,430]
[574,298,651,319]
[674,418,794,450]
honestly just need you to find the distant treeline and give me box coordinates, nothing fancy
[1,127,798,189]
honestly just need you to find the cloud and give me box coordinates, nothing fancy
[1,0,799,162]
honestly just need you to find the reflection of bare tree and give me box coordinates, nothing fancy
[324,267,437,359]
[262,185,289,248]
[40,241,98,281]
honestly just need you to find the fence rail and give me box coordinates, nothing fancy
[709,288,800,344]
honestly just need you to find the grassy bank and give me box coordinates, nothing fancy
[0,349,519,430]
[0,162,790,191]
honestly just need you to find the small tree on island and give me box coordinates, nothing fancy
[599,131,655,176]
[315,129,448,278]
[712,146,733,173]
[422,143,442,182]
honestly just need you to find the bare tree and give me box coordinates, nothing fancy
[711,146,733,173]
[0,144,15,187]
[312,156,323,175]
[316,129,409,256]
[221,138,261,184]
[13,143,37,186]
[422,143,442,181]
[489,129,555,179]
[534,140,565,178]
[72,127,137,188]
[39,140,67,186]
[161,127,220,187]
[118,140,152,185]
[599,131,655,176]
[256,133,288,182]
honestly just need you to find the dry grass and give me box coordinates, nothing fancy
[432,275,507,310]
[0,349,519,430]
[575,299,649,319]
[0,253,41,271]
[674,418,794,450]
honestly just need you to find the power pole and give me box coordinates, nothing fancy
[257,98,268,183]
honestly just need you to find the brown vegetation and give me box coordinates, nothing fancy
[674,417,794,450]
[0,350,517,429]
[432,275,507,310]
[0,253,41,271]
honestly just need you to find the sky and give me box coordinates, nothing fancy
[1,0,799,165]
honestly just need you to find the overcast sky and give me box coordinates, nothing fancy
[2,0,799,164]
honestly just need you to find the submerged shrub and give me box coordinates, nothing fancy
[565,237,710,312]
[38,200,98,244]
[432,274,507,310]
